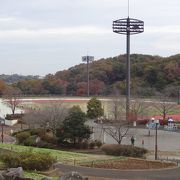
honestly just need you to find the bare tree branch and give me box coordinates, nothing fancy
[153,97,176,121]
[3,87,22,114]
[23,102,68,136]
[103,121,130,144]
[129,99,149,121]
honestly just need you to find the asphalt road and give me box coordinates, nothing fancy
[55,163,180,180]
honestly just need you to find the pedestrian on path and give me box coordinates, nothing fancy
[142,139,144,147]
[131,136,135,146]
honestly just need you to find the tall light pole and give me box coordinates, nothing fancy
[82,55,94,96]
[155,119,159,160]
[113,17,144,121]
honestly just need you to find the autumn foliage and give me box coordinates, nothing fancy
[3,54,179,97]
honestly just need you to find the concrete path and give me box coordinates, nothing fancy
[55,163,180,180]
[0,133,16,143]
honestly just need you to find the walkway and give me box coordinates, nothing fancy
[55,163,180,180]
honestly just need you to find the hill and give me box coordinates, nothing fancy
[0,74,40,84]
[11,54,180,97]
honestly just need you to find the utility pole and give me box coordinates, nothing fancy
[155,119,159,160]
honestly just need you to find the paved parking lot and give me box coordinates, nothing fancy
[92,125,180,152]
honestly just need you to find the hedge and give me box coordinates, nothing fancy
[0,151,56,171]
[16,131,31,144]
[101,144,148,157]
[5,114,24,120]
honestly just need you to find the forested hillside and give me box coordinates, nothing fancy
[53,54,180,97]
[0,74,40,84]
[2,54,179,97]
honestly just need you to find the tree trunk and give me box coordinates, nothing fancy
[12,108,15,115]
[73,138,76,146]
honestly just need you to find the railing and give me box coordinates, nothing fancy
[164,124,179,131]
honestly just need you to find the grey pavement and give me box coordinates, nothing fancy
[55,163,180,180]
[1,133,16,143]
[91,124,180,152]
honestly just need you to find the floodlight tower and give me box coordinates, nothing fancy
[82,55,94,96]
[112,2,144,121]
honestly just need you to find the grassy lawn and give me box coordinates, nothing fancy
[0,143,124,165]
[24,172,49,180]
[24,171,118,180]
[0,143,125,179]
[0,143,176,179]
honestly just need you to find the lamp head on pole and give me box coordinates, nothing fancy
[113,18,144,35]
[155,119,159,124]
[82,56,94,63]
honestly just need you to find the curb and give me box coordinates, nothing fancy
[54,161,179,172]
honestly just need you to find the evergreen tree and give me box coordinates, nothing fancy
[61,106,92,146]
[87,97,104,119]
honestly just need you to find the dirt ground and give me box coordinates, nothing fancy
[81,157,176,170]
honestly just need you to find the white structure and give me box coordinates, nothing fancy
[5,119,18,126]
[0,99,24,126]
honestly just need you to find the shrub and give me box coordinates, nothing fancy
[0,151,56,171]
[30,129,45,137]
[41,134,57,144]
[101,144,148,157]
[12,129,29,136]
[57,140,72,148]
[81,141,89,149]
[75,143,81,149]
[5,113,24,120]
[16,131,31,144]
[24,135,37,146]
[89,141,96,149]
[159,119,168,125]
[0,152,21,167]
[15,129,57,148]
[36,141,55,149]
[95,140,102,148]
[137,119,149,125]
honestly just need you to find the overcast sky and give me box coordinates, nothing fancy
[0,0,180,75]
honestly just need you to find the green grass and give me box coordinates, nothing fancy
[25,172,60,180]
[0,143,123,165]
[0,160,6,170]
[24,172,48,180]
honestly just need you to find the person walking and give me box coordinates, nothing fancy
[131,136,135,146]
[142,139,144,147]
